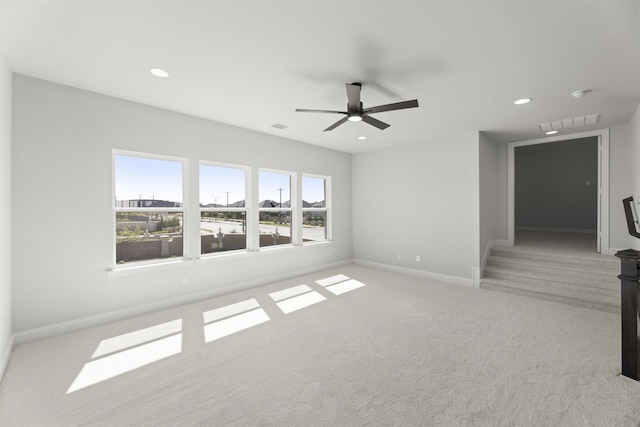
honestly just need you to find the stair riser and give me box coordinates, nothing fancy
[490,249,618,269]
[484,267,619,293]
[480,282,620,314]
[487,257,618,278]
[482,272,619,304]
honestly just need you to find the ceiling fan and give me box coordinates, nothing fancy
[296,83,419,131]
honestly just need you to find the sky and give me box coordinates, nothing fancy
[115,155,325,205]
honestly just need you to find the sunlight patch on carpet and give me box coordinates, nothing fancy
[203,308,270,343]
[203,298,270,343]
[316,274,366,295]
[68,320,183,394]
[270,284,326,314]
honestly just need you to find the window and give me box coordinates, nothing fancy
[112,151,331,268]
[302,175,329,243]
[199,163,248,255]
[114,152,185,266]
[259,170,293,248]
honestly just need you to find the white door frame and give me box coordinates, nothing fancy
[507,128,609,253]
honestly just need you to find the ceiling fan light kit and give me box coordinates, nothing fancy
[296,83,419,131]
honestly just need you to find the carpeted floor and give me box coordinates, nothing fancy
[1,263,639,426]
[515,230,597,253]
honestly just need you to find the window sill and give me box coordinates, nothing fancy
[107,258,193,277]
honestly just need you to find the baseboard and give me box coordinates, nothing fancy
[13,259,352,345]
[352,259,473,287]
[0,334,14,384]
[515,226,597,234]
[472,267,481,288]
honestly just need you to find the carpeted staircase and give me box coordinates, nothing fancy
[480,246,620,313]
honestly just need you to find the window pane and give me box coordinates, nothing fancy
[259,211,291,247]
[201,212,246,254]
[303,176,325,208]
[200,165,245,207]
[303,211,326,242]
[115,211,183,264]
[259,171,290,208]
[115,155,182,207]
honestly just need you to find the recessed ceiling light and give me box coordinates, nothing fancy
[514,98,532,105]
[357,136,367,140]
[150,68,170,78]
[546,130,558,135]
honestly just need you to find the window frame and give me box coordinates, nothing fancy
[301,174,331,244]
[258,168,296,249]
[199,161,250,257]
[112,150,189,269]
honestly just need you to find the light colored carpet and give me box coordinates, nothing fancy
[1,264,639,426]
[515,230,597,254]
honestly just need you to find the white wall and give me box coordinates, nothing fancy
[352,132,480,284]
[12,75,352,335]
[0,4,14,377]
[609,124,633,251]
[629,106,640,250]
[479,132,500,265]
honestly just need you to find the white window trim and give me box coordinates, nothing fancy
[301,174,331,243]
[258,168,296,248]
[112,150,189,269]
[198,161,250,258]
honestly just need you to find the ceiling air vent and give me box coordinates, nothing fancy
[539,113,600,133]
[271,123,289,130]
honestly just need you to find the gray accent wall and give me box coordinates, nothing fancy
[515,137,598,232]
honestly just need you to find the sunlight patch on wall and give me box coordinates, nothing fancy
[270,284,326,314]
[316,274,366,295]
[68,319,183,394]
[203,298,270,343]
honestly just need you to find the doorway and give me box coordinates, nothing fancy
[507,129,610,254]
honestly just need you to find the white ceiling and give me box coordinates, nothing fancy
[2,0,639,154]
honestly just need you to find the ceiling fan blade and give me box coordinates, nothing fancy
[345,83,362,111]
[324,116,349,131]
[296,108,347,114]
[362,115,390,130]
[363,99,419,114]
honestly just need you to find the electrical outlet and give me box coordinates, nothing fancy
[416,255,421,262]
[182,275,189,285]
[397,253,402,260]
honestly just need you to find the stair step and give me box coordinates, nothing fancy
[483,265,619,294]
[487,255,618,278]
[480,273,619,306]
[480,278,620,314]
[490,247,619,270]
[482,246,622,313]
